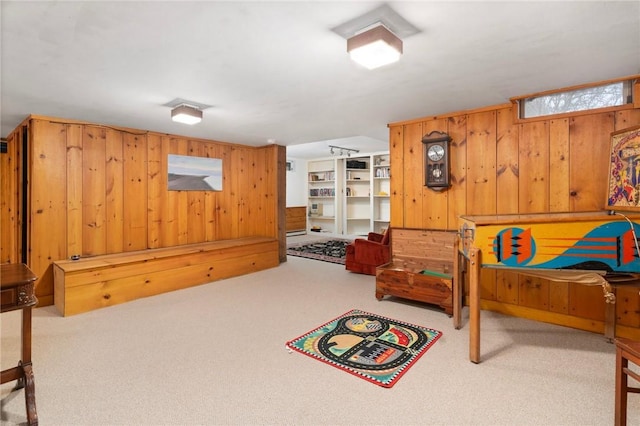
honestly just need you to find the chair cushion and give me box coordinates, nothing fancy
[381,228,390,246]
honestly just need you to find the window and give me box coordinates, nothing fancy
[518,79,634,119]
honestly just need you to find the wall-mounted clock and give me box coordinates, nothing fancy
[422,131,452,191]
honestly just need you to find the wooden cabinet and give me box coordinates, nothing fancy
[376,228,457,314]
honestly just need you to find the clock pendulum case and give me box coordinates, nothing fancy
[422,131,452,190]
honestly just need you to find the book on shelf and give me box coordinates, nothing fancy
[309,188,335,197]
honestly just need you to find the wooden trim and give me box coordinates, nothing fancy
[387,103,512,128]
[510,75,640,124]
[480,299,640,340]
[389,75,640,128]
[23,114,275,150]
[510,74,640,102]
[513,103,636,125]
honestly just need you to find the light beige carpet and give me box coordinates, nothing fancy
[1,248,638,425]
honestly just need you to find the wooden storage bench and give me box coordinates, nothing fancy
[376,228,458,316]
[53,237,279,316]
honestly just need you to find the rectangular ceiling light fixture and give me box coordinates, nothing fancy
[347,24,402,70]
[171,104,203,125]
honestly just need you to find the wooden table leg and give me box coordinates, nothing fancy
[469,247,481,363]
[22,306,38,426]
[605,295,616,343]
[615,344,626,426]
[453,236,462,330]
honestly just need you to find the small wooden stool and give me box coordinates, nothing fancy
[615,338,640,426]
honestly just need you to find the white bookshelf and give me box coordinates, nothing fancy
[306,152,389,236]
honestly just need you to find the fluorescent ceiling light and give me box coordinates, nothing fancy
[171,104,202,125]
[347,24,402,70]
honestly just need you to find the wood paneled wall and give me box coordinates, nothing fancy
[1,116,283,306]
[389,92,640,338]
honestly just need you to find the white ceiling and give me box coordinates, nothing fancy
[2,1,639,160]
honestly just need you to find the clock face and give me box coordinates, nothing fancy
[427,144,445,161]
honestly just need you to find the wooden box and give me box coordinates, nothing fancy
[376,228,457,314]
[285,206,307,234]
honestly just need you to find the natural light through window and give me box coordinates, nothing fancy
[519,80,634,119]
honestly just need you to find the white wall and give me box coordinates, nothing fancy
[285,157,307,207]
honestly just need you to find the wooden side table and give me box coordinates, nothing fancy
[615,337,640,426]
[1,263,38,426]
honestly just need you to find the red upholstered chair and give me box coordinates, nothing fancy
[345,228,391,275]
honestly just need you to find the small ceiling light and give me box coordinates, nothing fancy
[171,104,203,125]
[347,24,402,69]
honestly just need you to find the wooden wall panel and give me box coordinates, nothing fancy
[616,287,640,328]
[496,269,518,305]
[403,123,423,228]
[549,119,570,212]
[82,126,107,255]
[389,125,404,228]
[239,148,259,238]
[422,119,448,229]
[4,116,281,305]
[262,145,279,238]
[496,108,519,214]
[123,133,147,250]
[466,111,497,215]
[105,129,124,253]
[569,284,606,321]
[186,139,205,244]
[519,121,549,213]
[30,120,67,300]
[147,133,163,248]
[1,129,20,263]
[172,138,189,245]
[218,145,237,240]
[389,89,640,336]
[447,116,467,230]
[66,125,83,257]
[569,113,614,211]
[202,142,220,241]
[518,275,549,311]
[615,109,640,131]
[548,281,569,314]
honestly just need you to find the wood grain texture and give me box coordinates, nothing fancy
[54,237,279,316]
[389,125,404,228]
[422,118,449,229]
[447,115,467,230]
[569,113,614,211]
[390,100,640,336]
[549,119,570,212]
[403,123,423,228]
[466,111,497,215]
[519,120,549,213]
[376,228,456,314]
[4,116,281,305]
[0,128,20,263]
[31,120,68,298]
